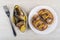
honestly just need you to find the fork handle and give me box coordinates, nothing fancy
[9,18,16,36]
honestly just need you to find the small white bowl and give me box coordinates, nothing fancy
[28,6,58,34]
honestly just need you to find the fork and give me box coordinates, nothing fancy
[3,6,16,36]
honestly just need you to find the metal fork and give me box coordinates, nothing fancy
[3,6,16,36]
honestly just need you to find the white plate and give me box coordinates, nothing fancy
[28,6,58,34]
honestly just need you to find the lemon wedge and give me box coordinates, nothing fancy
[20,25,26,32]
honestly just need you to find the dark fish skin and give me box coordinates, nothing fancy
[13,10,22,25]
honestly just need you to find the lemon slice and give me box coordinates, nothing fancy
[20,25,26,32]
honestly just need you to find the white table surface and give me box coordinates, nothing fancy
[0,0,60,40]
